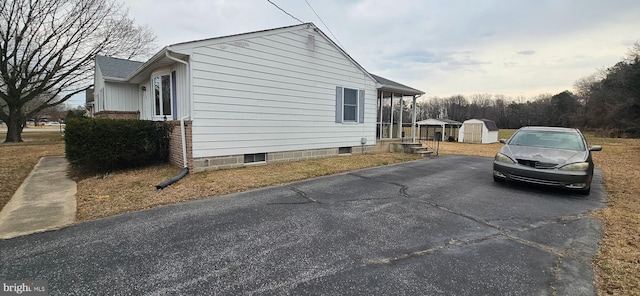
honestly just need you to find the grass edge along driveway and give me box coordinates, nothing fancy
[1,129,639,295]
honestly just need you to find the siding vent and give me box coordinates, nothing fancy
[338,147,352,154]
[307,34,315,51]
[244,153,266,163]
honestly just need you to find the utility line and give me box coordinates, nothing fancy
[305,0,344,50]
[267,0,304,24]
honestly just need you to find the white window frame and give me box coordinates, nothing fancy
[342,87,359,123]
[152,71,173,120]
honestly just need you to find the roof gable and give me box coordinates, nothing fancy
[95,55,143,79]
[125,22,378,86]
[479,119,499,131]
[169,23,310,50]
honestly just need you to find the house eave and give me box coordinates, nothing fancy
[378,85,425,96]
[103,76,129,83]
[124,46,190,84]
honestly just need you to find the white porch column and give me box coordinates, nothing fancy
[398,96,403,140]
[389,93,394,139]
[411,96,417,143]
[378,91,383,139]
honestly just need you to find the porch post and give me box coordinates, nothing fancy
[411,95,417,143]
[398,96,403,140]
[378,91,383,139]
[389,93,394,139]
[450,125,454,141]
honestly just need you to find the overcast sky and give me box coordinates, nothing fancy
[71,0,640,106]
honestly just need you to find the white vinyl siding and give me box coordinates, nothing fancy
[172,62,190,119]
[103,82,138,111]
[188,27,376,158]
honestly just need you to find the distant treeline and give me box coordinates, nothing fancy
[404,43,640,137]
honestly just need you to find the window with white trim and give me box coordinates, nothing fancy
[343,88,358,122]
[335,87,365,123]
[152,73,172,118]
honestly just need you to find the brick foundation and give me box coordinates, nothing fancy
[166,120,193,171]
[94,111,140,119]
[192,145,375,173]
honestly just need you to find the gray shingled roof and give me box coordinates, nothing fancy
[369,73,424,96]
[479,119,499,131]
[96,55,143,79]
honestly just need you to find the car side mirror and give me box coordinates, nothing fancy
[589,145,602,152]
[499,139,507,144]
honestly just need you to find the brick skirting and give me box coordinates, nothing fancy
[166,120,193,171]
[94,111,140,119]
[191,145,375,173]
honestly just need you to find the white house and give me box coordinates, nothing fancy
[93,23,423,172]
[458,119,499,144]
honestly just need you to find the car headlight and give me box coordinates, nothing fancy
[559,162,590,171]
[495,153,515,164]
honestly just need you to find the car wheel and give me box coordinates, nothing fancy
[493,175,504,183]
[578,187,591,195]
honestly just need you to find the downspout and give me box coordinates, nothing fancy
[156,50,191,190]
[156,114,190,190]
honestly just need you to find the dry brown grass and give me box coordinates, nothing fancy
[437,142,503,158]
[75,153,423,221]
[2,127,639,295]
[435,129,514,158]
[0,131,65,211]
[590,139,640,295]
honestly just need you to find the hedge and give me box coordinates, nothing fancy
[64,117,171,172]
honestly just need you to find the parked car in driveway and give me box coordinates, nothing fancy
[45,122,65,126]
[493,126,602,194]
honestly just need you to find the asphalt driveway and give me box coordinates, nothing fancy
[0,155,606,295]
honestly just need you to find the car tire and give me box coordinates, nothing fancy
[578,187,591,195]
[493,175,504,183]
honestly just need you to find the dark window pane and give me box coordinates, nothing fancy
[153,76,161,115]
[344,105,356,121]
[244,153,266,163]
[161,75,171,115]
[338,147,352,154]
[344,88,358,105]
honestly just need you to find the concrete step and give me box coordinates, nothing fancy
[415,150,434,157]
[409,146,433,157]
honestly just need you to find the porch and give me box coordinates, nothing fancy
[371,74,424,144]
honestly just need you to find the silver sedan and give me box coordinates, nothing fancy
[493,126,602,194]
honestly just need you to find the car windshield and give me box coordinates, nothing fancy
[508,130,585,151]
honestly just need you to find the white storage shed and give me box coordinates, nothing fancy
[458,119,499,144]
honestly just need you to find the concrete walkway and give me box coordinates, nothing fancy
[0,156,76,239]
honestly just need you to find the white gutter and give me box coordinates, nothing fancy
[165,50,188,68]
[180,114,189,168]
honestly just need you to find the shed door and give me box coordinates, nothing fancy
[464,123,483,143]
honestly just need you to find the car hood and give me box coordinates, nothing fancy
[501,145,588,165]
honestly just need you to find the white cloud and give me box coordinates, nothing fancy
[67,0,640,107]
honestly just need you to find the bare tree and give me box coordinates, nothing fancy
[0,0,156,142]
[626,41,640,62]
